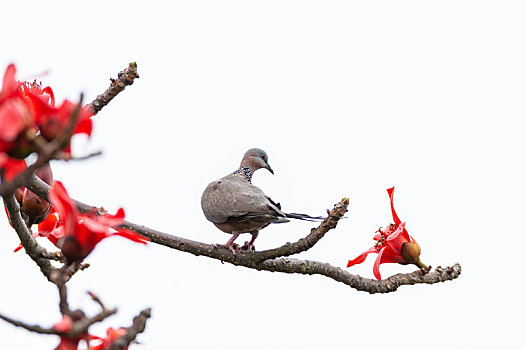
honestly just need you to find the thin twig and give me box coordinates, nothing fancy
[57,150,103,162]
[69,308,117,338]
[87,291,106,310]
[88,62,139,115]
[107,308,152,350]
[0,307,117,338]
[0,312,64,335]
[52,268,70,315]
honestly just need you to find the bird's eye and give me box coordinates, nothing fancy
[261,155,265,160]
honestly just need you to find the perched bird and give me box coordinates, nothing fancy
[201,148,322,253]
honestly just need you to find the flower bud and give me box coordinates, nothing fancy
[20,163,53,226]
[401,238,421,264]
[39,118,61,141]
[14,188,23,205]
[61,236,86,262]
[21,190,51,226]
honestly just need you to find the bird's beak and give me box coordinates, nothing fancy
[265,164,274,174]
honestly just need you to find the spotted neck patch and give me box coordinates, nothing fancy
[232,166,253,183]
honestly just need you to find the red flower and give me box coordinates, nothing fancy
[347,187,427,280]
[0,64,32,160]
[27,93,93,146]
[53,316,81,350]
[89,327,128,350]
[13,211,60,252]
[0,155,27,180]
[48,181,147,261]
[1,63,94,182]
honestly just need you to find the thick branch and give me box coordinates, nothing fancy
[25,177,462,293]
[3,194,56,281]
[107,308,152,350]
[88,62,139,115]
[259,259,462,294]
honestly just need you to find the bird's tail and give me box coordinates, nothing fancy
[284,212,324,222]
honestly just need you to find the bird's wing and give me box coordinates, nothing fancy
[201,175,278,224]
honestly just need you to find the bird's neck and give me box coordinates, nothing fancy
[232,166,253,183]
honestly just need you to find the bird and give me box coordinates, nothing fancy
[201,148,322,254]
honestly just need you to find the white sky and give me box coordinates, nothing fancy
[1,1,523,349]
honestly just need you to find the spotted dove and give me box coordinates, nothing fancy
[201,148,322,253]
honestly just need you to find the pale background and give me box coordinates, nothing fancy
[0,1,523,349]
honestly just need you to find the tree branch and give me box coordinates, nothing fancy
[25,178,462,293]
[258,259,461,294]
[68,308,117,338]
[0,312,63,335]
[0,308,117,339]
[2,194,56,281]
[107,308,152,350]
[88,62,139,115]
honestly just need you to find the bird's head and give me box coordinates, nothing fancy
[240,148,274,174]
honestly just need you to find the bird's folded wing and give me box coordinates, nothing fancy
[201,177,274,223]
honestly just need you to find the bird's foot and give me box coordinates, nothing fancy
[240,241,256,252]
[213,243,239,255]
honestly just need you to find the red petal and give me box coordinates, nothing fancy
[386,222,410,255]
[113,228,149,244]
[47,232,60,246]
[378,245,405,264]
[42,86,55,107]
[95,208,126,227]
[373,246,406,280]
[74,222,104,252]
[25,91,56,124]
[49,181,79,236]
[74,112,93,136]
[1,158,27,180]
[347,246,376,267]
[0,99,29,141]
[373,247,387,280]
[38,212,59,235]
[1,64,17,97]
[387,187,401,225]
[52,315,73,332]
[56,338,80,350]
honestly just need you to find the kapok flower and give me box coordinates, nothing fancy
[0,64,94,182]
[0,155,27,180]
[13,210,60,252]
[48,180,147,261]
[53,315,82,350]
[89,327,128,350]
[347,187,427,280]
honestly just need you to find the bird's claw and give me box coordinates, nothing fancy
[240,241,256,252]
[213,243,239,255]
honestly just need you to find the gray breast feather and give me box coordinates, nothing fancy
[201,176,283,224]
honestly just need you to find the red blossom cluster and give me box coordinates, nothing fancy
[0,64,147,262]
[0,63,147,347]
[53,315,129,350]
[15,180,148,262]
[347,187,427,280]
[0,64,93,180]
